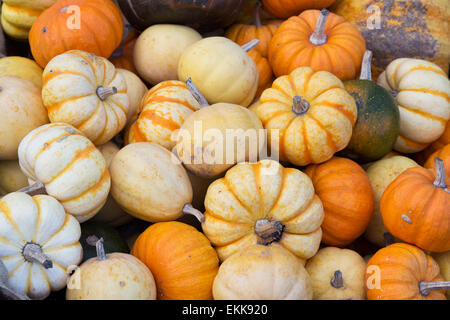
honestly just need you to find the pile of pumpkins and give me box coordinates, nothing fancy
[0,0,449,301]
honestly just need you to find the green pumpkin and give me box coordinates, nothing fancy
[80,222,129,262]
[340,51,400,163]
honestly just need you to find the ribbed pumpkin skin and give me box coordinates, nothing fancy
[42,50,129,146]
[424,144,450,175]
[248,50,274,98]
[377,58,450,153]
[269,10,366,81]
[366,243,446,300]
[202,159,324,263]
[132,222,219,300]
[380,167,450,252]
[262,0,336,19]
[29,0,123,68]
[305,157,374,246]
[126,81,201,150]
[18,123,111,222]
[251,67,357,166]
[342,79,399,162]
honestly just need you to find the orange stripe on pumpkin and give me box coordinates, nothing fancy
[315,101,356,124]
[147,95,197,112]
[60,169,110,203]
[140,110,180,132]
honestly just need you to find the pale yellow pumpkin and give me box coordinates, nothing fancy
[178,37,259,107]
[202,159,324,263]
[134,24,202,85]
[0,160,28,195]
[213,244,313,300]
[364,156,420,247]
[42,50,129,146]
[0,76,49,160]
[251,67,357,166]
[109,142,193,222]
[305,247,366,300]
[432,251,450,299]
[0,56,43,87]
[377,58,450,153]
[18,123,111,222]
[116,68,148,125]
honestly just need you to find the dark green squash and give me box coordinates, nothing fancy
[340,50,400,163]
[80,222,129,262]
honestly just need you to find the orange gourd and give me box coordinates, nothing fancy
[132,221,219,300]
[110,28,138,74]
[425,144,450,176]
[268,9,366,81]
[366,243,449,300]
[29,0,123,68]
[262,0,336,19]
[305,157,374,246]
[248,50,274,98]
[381,158,450,253]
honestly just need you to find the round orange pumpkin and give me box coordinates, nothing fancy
[366,243,449,300]
[425,144,450,176]
[268,9,366,81]
[305,157,374,246]
[262,0,336,19]
[132,221,219,300]
[29,0,123,68]
[381,158,450,253]
[414,122,450,165]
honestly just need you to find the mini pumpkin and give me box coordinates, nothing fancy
[0,192,82,300]
[213,244,313,300]
[132,221,219,300]
[432,251,450,299]
[424,144,450,176]
[18,123,111,222]
[67,238,156,300]
[251,66,357,166]
[116,68,148,125]
[29,0,124,68]
[42,50,129,146]
[381,158,450,252]
[268,9,366,81]
[110,26,138,74]
[305,247,366,300]
[366,243,449,300]
[0,160,29,195]
[201,159,324,263]
[0,56,43,87]
[305,157,374,246]
[248,49,274,99]
[377,58,450,153]
[262,0,336,19]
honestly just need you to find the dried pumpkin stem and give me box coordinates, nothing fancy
[433,158,448,192]
[97,86,118,101]
[186,78,209,107]
[22,243,53,269]
[182,203,205,223]
[96,237,107,261]
[241,39,261,52]
[330,270,344,289]
[255,219,284,245]
[419,280,450,296]
[254,1,262,27]
[309,9,330,46]
[360,50,373,81]
[18,180,47,196]
[292,96,310,115]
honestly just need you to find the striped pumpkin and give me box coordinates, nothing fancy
[377,58,450,153]
[0,192,82,300]
[18,123,111,222]
[125,80,201,150]
[250,67,357,166]
[42,50,129,146]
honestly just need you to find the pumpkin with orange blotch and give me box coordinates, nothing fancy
[132,221,219,300]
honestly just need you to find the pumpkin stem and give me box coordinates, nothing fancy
[18,180,47,196]
[419,280,450,296]
[0,260,30,300]
[359,50,373,81]
[433,157,448,191]
[309,9,330,46]
[330,270,344,289]
[182,203,205,223]
[254,1,262,27]
[186,78,209,107]
[97,86,118,101]
[22,243,53,269]
[95,237,107,261]
[254,219,285,245]
[292,96,310,115]
[241,39,260,52]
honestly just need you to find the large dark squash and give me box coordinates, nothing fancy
[117,0,246,32]
[339,51,400,163]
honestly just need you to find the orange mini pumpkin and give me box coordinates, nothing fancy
[132,221,219,300]
[305,157,374,246]
[268,9,366,81]
[262,0,336,19]
[366,243,449,300]
[29,0,123,68]
[425,144,450,176]
[110,27,138,74]
[381,158,450,253]
[248,49,274,98]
